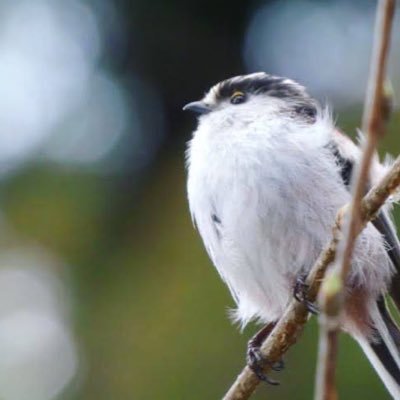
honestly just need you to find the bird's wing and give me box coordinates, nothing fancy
[330,130,400,309]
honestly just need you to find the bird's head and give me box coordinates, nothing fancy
[184,72,318,129]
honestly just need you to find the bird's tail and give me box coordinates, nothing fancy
[353,297,400,399]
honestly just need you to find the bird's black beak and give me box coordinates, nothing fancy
[183,101,212,115]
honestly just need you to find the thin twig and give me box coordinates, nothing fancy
[223,155,400,400]
[315,1,395,399]
[315,319,339,400]
[337,0,395,283]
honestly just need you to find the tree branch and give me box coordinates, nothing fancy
[315,1,395,399]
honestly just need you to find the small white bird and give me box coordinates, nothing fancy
[184,72,400,397]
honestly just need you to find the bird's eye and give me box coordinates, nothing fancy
[230,91,246,105]
[295,105,317,122]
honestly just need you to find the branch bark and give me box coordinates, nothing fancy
[315,1,395,399]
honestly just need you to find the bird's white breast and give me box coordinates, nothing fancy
[187,113,392,327]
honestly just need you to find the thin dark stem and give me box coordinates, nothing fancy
[315,325,339,400]
[315,1,395,399]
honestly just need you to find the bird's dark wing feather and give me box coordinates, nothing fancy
[375,213,400,310]
[328,138,400,309]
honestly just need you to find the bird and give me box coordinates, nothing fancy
[184,72,400,398]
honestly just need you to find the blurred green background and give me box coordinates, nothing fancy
[0,0,399,399]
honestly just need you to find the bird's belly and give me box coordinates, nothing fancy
[189,140,391,326]
[208,174,335,326]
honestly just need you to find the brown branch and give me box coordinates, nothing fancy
[362,0,395,139]
[336,0,395,283]
[315,310,339,400]
[315,271,341,400]
[223,155,400,400]
[315,1,395,399]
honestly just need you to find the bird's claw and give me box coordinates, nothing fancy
[293,274,319,315]
[246,343,283,385]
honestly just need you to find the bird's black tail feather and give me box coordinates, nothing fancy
[355,297,400,399]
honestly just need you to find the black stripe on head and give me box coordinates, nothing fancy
[326,141,354,186]
[213,72,318,123]
[215,73,310,101]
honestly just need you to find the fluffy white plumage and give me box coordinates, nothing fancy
[185,72,400,398]
[187,75,391,327]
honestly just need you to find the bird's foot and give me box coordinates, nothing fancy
[246,340,284,385]
[293,274,319,315]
